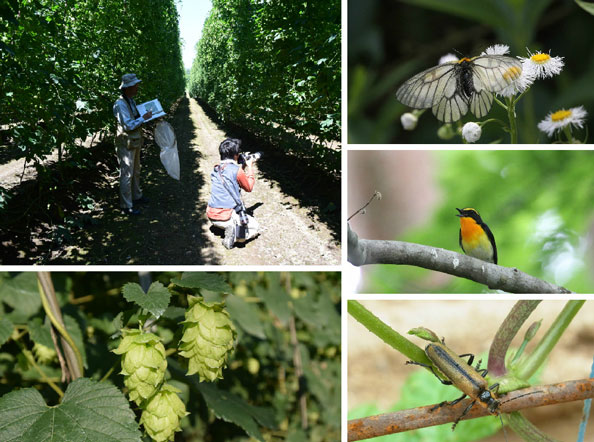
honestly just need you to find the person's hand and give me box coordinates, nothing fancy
[245,158,255,168]
[142,111,153,120]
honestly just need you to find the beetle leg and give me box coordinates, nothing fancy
[406,360,452,386]
[489,383,500,395]
[457,353,474,366]
[430,392,467,412]
[477,368,488,378]
[452,399,477,430]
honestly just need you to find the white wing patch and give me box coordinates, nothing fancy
[396,54,522,122]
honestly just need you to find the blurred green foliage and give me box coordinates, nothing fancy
[0,271,341,441]
[363,150,594,293]
[189,0,341,173]
[348,0,594,143]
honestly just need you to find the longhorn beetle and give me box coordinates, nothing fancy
[406,328,540,436]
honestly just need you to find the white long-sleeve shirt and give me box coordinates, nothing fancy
[113,97,144,132]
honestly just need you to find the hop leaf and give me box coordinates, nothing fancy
[140,384,188,442]
[113,329,167,405]
[179,295,236,381]
[33,342,57,364]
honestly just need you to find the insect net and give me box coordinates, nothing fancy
[153,121,180,180]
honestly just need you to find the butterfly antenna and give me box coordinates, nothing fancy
[453,48,463,58]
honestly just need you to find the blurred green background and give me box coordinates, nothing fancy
[348,0,594,143]
[347,150,594,293]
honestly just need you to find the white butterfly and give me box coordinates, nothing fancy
[396,55,522,123]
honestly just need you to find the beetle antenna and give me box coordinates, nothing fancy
[499,390,543,406]
[497,412,508,442]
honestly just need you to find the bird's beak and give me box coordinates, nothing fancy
[456,208,463,217]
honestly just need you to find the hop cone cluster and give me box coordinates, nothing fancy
[140,384,187,442]
[33,342,57,364]
[179,295,236,381]
[113,329,167,405]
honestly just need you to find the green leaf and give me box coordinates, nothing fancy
[576,0,594,14]
[0,378,142,442]
[27,317,54,348]
[171,272,232,293]
[225,294,266,339]
[0,317,14,348]
[122,282,170,319]
[0,273,42,317]
[254,276,292,325]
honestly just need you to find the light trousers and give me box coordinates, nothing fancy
[116,139,143,209]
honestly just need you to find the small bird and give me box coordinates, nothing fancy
[456,208,497,264]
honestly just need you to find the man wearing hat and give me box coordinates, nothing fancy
[113,73,153,215]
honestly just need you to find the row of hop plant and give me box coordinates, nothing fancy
[113,296,236,442]
[400,45,588,144]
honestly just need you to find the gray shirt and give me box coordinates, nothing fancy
[113,97,144,132]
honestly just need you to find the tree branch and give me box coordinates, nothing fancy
[348,225,572,294]
[348,379,594,441]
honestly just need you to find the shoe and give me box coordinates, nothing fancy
[222,225,235,249]
[133,196,150,205]
[122,207,141,215]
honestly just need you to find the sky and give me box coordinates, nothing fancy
[176,0,212,70]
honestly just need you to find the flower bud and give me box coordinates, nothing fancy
[113,329,167,405]
[462,122,482,143]
[400,112,418,131]
[33,342,57,364]
[178,295,236,382]
[140,384,188,442]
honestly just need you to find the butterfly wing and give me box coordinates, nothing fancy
[396,63,459,109]
[397,54,522,122]
[471,55,522,93]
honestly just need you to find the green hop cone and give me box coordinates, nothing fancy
[113,329,167,405]
[33,342,57,364]
[140,384,188,442]
[179,295,236,381]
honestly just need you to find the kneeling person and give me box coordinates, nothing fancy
[207,138,259,249]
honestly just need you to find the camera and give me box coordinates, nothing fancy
[238,151,263,165]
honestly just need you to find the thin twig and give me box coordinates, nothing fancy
[285,274,308,430]
[348,379,594,441]
[348,191,382,221]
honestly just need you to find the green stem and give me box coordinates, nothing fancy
[516,300,585,380]
[37,273,84,379]
[347,300,427,364]
[507,96,518,144]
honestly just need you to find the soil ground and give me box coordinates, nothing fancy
[0,95,340,265]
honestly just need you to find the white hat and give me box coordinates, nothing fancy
[119,73,141,89]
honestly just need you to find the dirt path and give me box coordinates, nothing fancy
[0,95,340,265]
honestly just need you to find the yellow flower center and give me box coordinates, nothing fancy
[531,53,550,64]
[551,110,572,122]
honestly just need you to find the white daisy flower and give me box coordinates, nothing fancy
[462,122,481,143]
[521,50,564,79]
[497,65,536,97]
[439,53,459,65]
[537,106,588,137]
[400,112,418,130]
[481,44,510,56]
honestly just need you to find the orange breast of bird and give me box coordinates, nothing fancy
[459,216,483,246]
